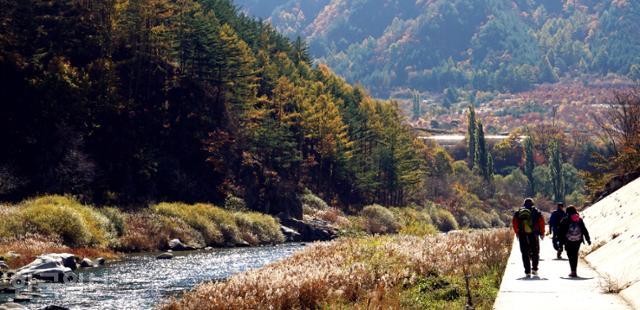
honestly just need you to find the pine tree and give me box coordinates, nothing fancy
[467,105,477,169]
[549,140,565,203]
[523,136,536,196]
[291,36,310,64]
[540,54,559,83]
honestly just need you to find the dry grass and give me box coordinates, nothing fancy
[162,229,512,310]
[599,274,629,294]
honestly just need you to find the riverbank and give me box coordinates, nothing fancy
[0,195,285,269]
[162,229,512,310]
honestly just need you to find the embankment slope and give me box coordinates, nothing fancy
[582,176,640,308]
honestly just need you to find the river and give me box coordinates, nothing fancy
[1,243,306,309]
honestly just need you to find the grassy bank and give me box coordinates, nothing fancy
[162,229,512,310]
[0,195,284,268]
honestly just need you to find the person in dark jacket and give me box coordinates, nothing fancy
[512,198,546,277]
[549,202,566,259]
[558,206,591,278]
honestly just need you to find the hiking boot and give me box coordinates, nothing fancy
[557,251,562,259]
[525,273,531,278]
[569,272,578,278]
[532,270,538,276]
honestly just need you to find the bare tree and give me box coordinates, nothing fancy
[592,88,640,172]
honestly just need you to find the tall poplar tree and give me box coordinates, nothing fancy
[467,105,477,169]
[411,91,421,121]
[549,140,565,203]
[475,121,490,181]
[523,136,536,196]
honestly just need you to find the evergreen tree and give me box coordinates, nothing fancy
[539,54,559,83]
[523,136,536,196]
[291,36,310,64]
[467,105,477,169]
[443,87,458,109]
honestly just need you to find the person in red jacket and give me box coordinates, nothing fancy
[512,198,546,277]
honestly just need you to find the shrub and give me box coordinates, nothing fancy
[99,207,127,237]
[119,213,171,252]
[234,212,284,245]
[361,205,400,234]
[301,191,329,212]
[0,205,22,238]
[431,208,459,232]
[224,195,247,212]
[152,203,227,246]
[16,195,114,247]
[152,202,284,246]
[391,207,437,237]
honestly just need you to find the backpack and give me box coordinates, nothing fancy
[566,221,582,242]
[517,208,533,234]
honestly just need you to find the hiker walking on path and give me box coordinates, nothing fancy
[558,206,591,278]
[512,198,546,277]
[549,202,567,259]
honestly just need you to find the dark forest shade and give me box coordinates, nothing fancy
[0,0,426,217]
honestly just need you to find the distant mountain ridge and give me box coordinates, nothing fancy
[236,0,640,97]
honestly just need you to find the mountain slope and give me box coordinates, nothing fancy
[237,0,640,97]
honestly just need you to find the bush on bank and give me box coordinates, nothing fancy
[0,196,285,257]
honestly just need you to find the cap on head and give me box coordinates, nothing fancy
[557,202,565,208]
[523,198,534,208]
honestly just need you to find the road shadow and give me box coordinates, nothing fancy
[552,258,569,261]
[517,276,549,281]
[560,276,594,281]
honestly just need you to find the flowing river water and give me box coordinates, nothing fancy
[1,243,306,309]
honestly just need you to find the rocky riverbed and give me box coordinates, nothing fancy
[0,243,305,309]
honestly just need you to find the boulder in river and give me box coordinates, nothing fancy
[95,257,106,266]
[11,295,30,303]
[40,306,70,310]
[79,258,93,268]
[280,225,302,242]
[236,241,251,247]
[280,218,337,242]
[156,252,173,260]
[0,261,9,270]
[0,302,27,310]
[168,239,196,251]
[13,254,78,283]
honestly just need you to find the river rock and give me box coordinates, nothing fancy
[79,258,93,268]
[4,252,20,260]
[236,241,251,247]
[13,254,78,283]
[40,306,70,310]
[280,218,337,242]
[0,302,27,310]
[95,257,106,266]
[11,295,30,303]
[0,261,9,270]
[280,225,302,242]
[156,252,173,260]
[168,239,196,251]
[204,247,213,251]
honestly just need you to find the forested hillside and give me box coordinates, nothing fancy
[237,0,640,97]
[0,0,427,217]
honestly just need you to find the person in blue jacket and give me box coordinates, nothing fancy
[548,202,566,259]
